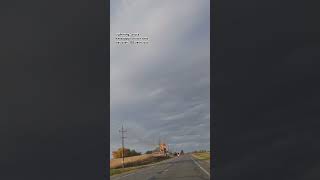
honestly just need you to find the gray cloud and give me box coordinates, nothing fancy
[110,0,210,157]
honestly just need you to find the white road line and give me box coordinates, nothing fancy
[191,156,210,177]
[191,154,210,165]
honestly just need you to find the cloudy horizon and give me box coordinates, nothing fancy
[110,0,210,158]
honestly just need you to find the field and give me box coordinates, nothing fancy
[110,153,170,175]
[192,152,210,160]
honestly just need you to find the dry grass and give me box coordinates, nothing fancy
[192,152,210,160]
[110,154,169,169]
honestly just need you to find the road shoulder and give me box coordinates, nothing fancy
[191,154,211,177]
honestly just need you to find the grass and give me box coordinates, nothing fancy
[110,166,142,176]
[110,155,171,176]
[110,154,171,169]
[192,152,210,160]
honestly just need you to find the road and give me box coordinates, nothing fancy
[111,154,211,180]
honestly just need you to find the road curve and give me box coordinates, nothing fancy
[111,154,210,180]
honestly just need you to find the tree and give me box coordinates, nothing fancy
[112,148,141,159]
[128,149,141,156]
[112,147,130,159]
[145,150,153,154]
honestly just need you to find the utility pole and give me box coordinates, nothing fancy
[158,137,161,153]
[119,125,127,168]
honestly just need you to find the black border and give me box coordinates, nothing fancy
[1,0,109,179]
[210,0,215,179]
[105,0,110,179]
[213,0,320,179]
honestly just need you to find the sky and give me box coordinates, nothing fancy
[110,0,210,157]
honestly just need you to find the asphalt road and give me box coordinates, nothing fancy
[111,154,211,180]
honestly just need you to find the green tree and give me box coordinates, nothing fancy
[128,149,141,156]
[145,150,153,154]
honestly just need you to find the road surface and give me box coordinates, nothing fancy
[111,154,210,180]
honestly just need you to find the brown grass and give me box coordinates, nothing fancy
[192,152,210,160]
[110,153,168,169]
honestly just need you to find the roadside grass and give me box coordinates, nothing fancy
[110,156,171,176]
[192,152,210,160]
[110,166,142,176]
[111,154,172,169]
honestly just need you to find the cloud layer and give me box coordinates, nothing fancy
[110,0,210,157]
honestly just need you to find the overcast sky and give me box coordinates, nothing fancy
[110,0,210,157]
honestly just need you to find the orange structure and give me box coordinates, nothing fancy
[159,143,168,154]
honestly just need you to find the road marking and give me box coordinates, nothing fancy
[191,156,210,177]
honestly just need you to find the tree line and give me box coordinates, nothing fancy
[112,147,142,159]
